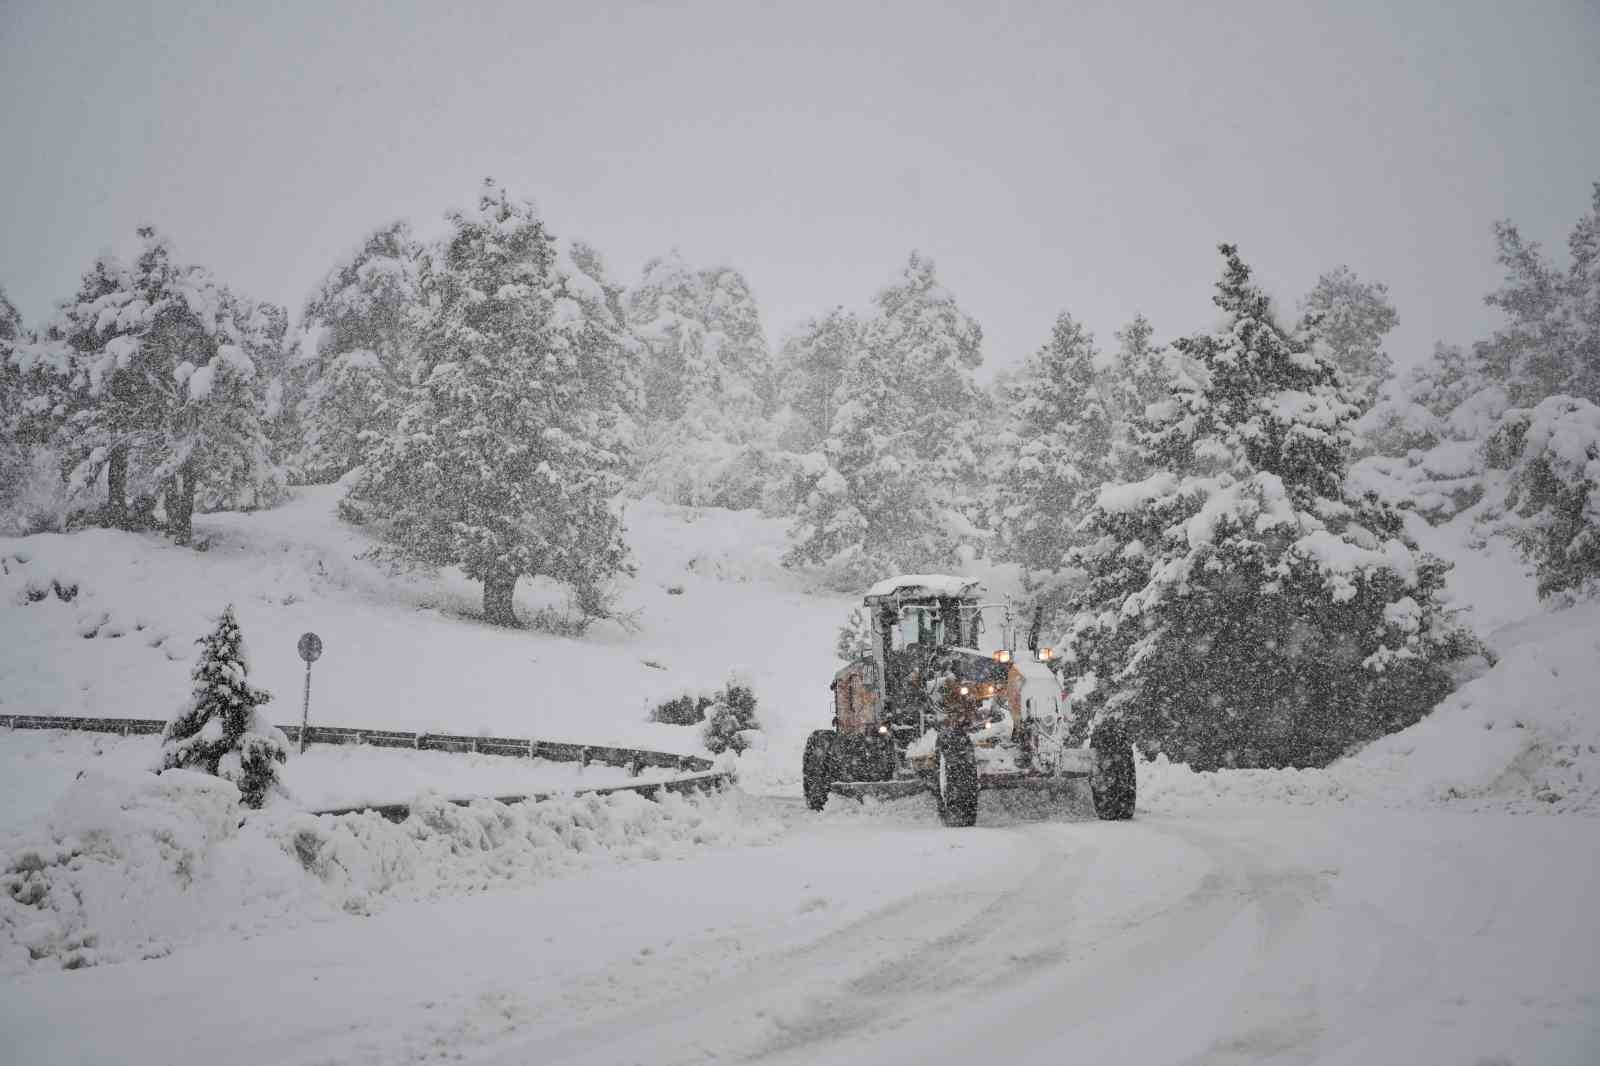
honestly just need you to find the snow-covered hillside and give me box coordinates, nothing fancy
[0,484,853,767]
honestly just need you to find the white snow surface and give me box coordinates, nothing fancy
[2,486,1598,1063]
[864,572,983,599]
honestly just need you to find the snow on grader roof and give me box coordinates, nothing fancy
[863,574,984,602]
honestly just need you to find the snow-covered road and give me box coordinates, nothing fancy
[4,795,1595,1065]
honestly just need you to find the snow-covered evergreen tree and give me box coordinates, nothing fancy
[701,679,761,755]
[993,313,1111,574]
[785,344,959,584]
[624,251,775,507]
[0,284,26,445]
[776,306,860,451]
[348,181,637,626]
[1064,246,1467,770]
[159,605,287,809]
[1489,395,1600,600]
[1352,188,1600,526]
[1298,265,1398,414]
[785,253,987,582]
[864,252,986,487]
[1103,313,1178,480]
[48,229,282,539]
[1478,183,1600,407]
[296,221,424,483]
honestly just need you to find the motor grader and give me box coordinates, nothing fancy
[804,575,1135,826]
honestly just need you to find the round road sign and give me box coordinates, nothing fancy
[297,632,323,663]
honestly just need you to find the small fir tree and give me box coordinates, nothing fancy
[160,605,287,808]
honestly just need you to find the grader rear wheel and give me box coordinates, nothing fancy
[1090,720,1136,820]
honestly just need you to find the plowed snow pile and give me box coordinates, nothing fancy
[1141,598,1600,815]
[0,770,780,976]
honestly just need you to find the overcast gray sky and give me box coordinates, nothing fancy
[3,0,1597,376]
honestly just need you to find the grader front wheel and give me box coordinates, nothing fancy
[935,731,979,827]
[802,730,837,811]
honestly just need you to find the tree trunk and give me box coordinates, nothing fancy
[104,446,129,530]
[482,572,519,627]
[167,463,197,545]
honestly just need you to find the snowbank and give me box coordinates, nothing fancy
[1141,598,1600,816]
[1,768,780,976]
[0,729,668,833]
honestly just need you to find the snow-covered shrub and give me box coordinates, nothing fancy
[159,605,288,808]
[1493,396,1600,599]
[649,692,711,726]
[0,447,79,535]
[702,679,761,755]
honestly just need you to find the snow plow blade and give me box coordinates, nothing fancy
[829,779,929,802]
[975,772,1086,790]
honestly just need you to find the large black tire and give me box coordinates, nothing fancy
[935,730,979,827]
[1090,719,1136,820]
[802,730,838,811]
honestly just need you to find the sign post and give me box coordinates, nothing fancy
[297,632,323,754]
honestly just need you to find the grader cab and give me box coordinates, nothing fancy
[804,575,1135,826]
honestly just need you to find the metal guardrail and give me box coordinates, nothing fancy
[314,771,732,823]
[0,713,730,820]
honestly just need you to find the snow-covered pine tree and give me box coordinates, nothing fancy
[776,306,860,451]
[993,312,1112,574]
[0,285,25,445]
[624,252,775,507]
[1297,266,1399,415]
[1490,395,1600,600]
[785,342,959,584]
[296,221,424,483]
[1103,314,1176,481]
[1351,189,1600,526]
[50,229,282,540]
[348,181,637,626]
[865,252,986,489]
[1063,245,1467,770]
[159,604,287,808]
[1479,183,1600,407]
[785,253,987,581]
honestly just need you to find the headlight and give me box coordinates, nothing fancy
[877,724,889,735]
[1037,647,1054,662]
[993,649,1012,664]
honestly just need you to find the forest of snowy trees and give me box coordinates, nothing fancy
[4,179,1598,769]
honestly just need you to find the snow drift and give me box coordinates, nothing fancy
[0,770,780,976]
